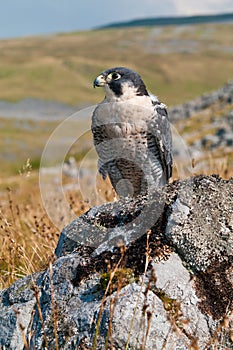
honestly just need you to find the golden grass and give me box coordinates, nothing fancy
[0,173,58,289]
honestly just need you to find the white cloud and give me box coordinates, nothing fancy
[174,0,233,15]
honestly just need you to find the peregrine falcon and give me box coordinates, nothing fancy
[92,67,172,197]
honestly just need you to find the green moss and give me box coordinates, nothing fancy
[152,289,187,329]
[153,289,176,311]
[99,268,138,293]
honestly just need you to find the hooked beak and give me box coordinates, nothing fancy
[93,74,106,88]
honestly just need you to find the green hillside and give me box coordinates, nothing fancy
[0,23,232,106]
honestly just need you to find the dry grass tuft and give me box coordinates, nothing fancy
[0,177,59,289]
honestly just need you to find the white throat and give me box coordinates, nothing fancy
[104,82,139,102]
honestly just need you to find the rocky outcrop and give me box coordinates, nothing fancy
[169,80,233,122]
[0,175,233,349]
[168,81,233,173]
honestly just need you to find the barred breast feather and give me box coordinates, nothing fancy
[91,95,172,197]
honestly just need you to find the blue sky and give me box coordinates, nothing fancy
[1,0,233,39]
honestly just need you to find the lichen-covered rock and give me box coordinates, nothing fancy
[166,175,233,321]
[0,175,232,349]
[166,175,233,270]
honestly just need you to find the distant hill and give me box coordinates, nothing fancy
[0,21,232,107]
[97,12,233,29]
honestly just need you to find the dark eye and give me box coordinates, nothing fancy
[110,72,121,80]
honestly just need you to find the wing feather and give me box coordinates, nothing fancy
[147,101,173,182]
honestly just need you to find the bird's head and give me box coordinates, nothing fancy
[93,67,149,101]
